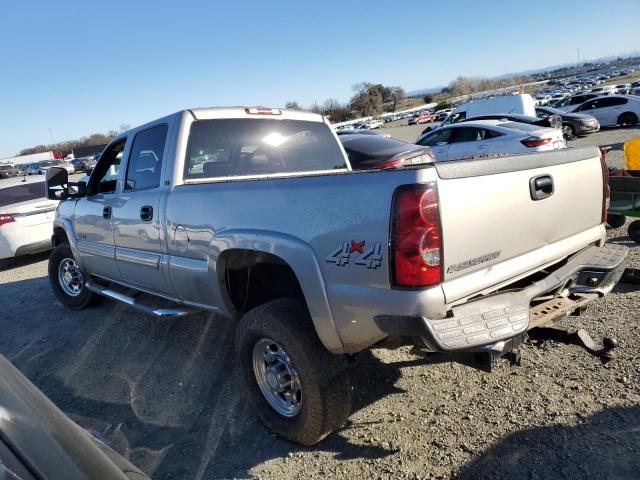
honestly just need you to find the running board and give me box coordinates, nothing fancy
[85,281,197,317]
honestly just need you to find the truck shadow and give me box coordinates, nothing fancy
[0,275,422,479]
[456,404,640,480]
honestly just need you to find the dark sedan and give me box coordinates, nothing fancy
[535,106,600,139]
[339,133,434,170]
[0,354,150,479]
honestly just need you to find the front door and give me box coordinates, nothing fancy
[74,139,127,281]
[111,124,172,295]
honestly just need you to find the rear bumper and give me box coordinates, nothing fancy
[374,243,628,352]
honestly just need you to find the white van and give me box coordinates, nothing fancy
[441,94,537,127]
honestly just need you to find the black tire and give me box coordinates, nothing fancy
[48,242,95,309]
[628,220,640,244]
[235,298,352,445]
[607,213,627,229]
[562,123,576,140]
[618,112,638,127]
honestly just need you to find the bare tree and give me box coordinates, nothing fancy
[284,101,301,110]
[389,86,406,112]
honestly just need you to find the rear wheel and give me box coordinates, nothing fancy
[235,298,352,445]
[618,112,638,127]
[628,220,640,243]
[48,243,95,309]
[607,213,626,229]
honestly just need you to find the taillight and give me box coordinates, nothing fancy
[521,137,552,148]
[600,150,610,223]
[373,152,435,170]
[390,183,442,287]
[0,214,15,227]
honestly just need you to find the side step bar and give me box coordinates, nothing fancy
[86,281,197,318]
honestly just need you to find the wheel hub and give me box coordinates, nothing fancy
[252,338,302,417]
[58,258,84,297]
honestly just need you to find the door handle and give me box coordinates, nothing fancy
[476,144,488,149]
[140,205,153,221]
[102,206,112,219]
[530,175,554,200]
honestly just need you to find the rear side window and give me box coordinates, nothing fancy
[417,128,453,146]
[184,119,347,179]
[0,182,45,207]
[125,124,168,191]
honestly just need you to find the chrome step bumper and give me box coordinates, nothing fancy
[374,243,628,352]
[85,281,197,317]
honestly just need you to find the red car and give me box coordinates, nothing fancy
[415,112,436,124]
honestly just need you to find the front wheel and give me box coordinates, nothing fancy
[235,298,352,445]
[48,243,95,309]
[628,220,640,243]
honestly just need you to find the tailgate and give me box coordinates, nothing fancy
[435,147,604,302]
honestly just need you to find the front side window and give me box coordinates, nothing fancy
[125,124,168,191]
[89,140,126,194]
[184,119,347,179]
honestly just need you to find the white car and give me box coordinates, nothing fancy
[550,93,599,112]
[37,160,75,175]
[0,176,58,267]
[571,95,640,127]
[414,120,566,162]
[366,119,385,129]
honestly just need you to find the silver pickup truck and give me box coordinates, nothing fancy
[45,107,628,445]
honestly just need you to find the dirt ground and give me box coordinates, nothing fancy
[1,125,639,480]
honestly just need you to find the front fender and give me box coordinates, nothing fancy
[53,217,83,268]
[209,229,345,354]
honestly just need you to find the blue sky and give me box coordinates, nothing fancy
[1,0,638,158]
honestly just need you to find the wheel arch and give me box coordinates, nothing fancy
[210,230,345,353]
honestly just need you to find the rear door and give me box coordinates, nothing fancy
[111,124,172,294]
[416,128,452,160]
[446,126,493,160]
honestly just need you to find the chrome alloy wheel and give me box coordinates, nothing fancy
[58,258,84,297]
[252,338,302,417]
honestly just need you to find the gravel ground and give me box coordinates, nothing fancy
[1,125,639,480]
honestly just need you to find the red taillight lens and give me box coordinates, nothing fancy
[374,159,403,169]
[600,151,610,223]
[244,107,282,115]
[390,183,442,287]
[521,137,552,148]
[0,214,15,227]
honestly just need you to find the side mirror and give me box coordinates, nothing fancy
[69,180,87,197]
[45,167,69,200]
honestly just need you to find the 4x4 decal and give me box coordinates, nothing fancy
[326,240,382,269]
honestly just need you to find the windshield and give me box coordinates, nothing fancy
[498,122,543,132]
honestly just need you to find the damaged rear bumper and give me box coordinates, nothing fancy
[374,243,628,352]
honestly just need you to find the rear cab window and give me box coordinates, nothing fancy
[184,119,347,179]
[0,181,46,208]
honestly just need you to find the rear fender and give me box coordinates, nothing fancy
[209,230,345,353]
